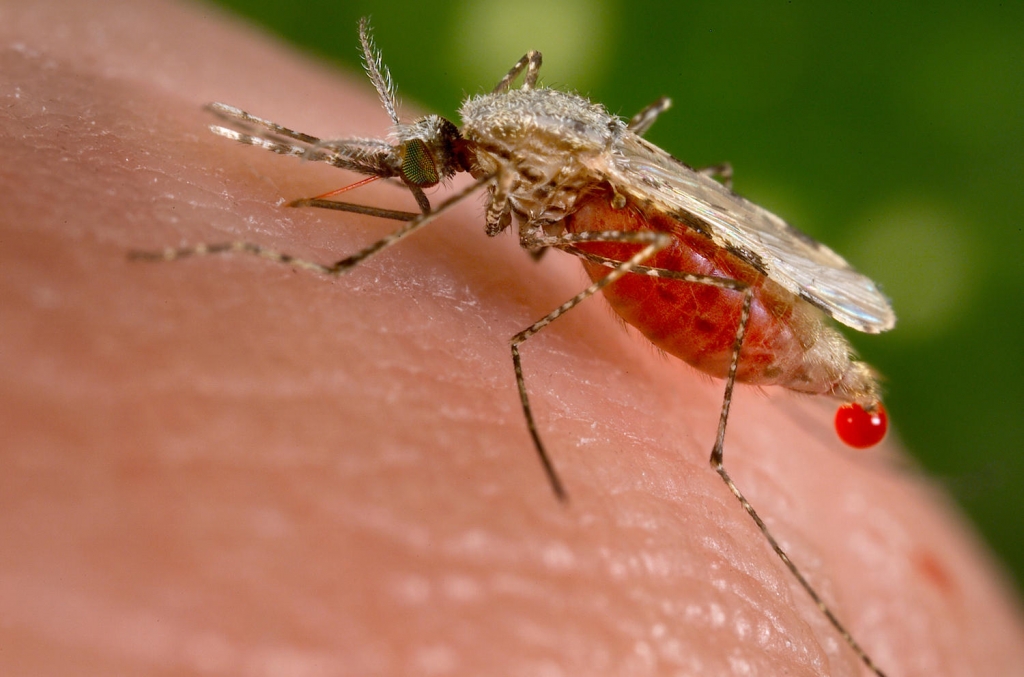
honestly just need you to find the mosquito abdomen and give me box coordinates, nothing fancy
[566,188,879,404]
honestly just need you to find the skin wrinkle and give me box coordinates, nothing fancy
[1,1,1023,676]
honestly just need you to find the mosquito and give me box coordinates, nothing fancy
[131,17,896,676]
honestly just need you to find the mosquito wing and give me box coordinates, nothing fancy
[605,133,896,334]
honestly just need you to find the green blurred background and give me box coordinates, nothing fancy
[207,0,1024,591]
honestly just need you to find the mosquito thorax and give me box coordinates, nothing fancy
[393,114,463,187]
[460,88,622,149]
[459,88,626,225]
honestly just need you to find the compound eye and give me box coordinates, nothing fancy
[401,139,440,187]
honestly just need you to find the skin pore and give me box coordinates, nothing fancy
[2,1,1023,674]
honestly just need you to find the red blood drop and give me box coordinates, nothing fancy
[834,403,888,448]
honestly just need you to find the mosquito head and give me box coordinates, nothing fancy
[391,115,466,188]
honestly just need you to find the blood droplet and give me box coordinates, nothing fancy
[835,402,888,448]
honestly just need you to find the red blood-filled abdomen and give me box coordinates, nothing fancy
[564,188,830,391]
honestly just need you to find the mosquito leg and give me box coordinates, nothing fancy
[561,245,745,290]
[697,162,734,190]
[492,51,543,93]
[290,180,429,218]
[287,199,419,222]
[485,171,516,236]
[510,228,675,500]
[129,175,491,275]
[627,96,672,136]
[521,51,544,89]
[128,241,342,275]
[406,184,432,214]
[330,177,489,270]
[708,290,887,677]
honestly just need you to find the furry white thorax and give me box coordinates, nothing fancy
[460,88,627,226]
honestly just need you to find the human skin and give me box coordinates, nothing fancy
[2,1,1023,675]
